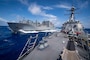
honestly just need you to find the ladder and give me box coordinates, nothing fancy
[17,34,38,60]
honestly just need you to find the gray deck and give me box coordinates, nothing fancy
[22,32,68,60]
[22,32,87,60]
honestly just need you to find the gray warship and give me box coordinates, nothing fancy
[15,6,90,60]
[8,20,55,33]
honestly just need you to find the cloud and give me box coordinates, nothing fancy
[74,0,89,9]
[55,0,89,9]
[0,17,7,22]
[28,3,60,26]
[54,2,71,9]
[19,0,53,10]
[55,4,71,9]
[28,3,43,15]
[0,17,8,26]
[42,6,53,10]
[28,3,55,18]
[19,0,29,6]
[82,21,90,28]
[79,1,88,8]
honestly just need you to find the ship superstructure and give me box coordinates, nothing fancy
[61,6,84,34]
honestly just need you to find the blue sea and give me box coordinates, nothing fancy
[0,26,51,60]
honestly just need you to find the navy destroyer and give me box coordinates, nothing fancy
[8,20,55,33]
[16,6,90,60]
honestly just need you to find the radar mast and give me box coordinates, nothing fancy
[69,6,75,22]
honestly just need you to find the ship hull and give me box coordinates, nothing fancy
[8,22,54,33]
[8,22,35,33]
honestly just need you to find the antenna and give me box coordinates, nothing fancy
[65,5,79,22]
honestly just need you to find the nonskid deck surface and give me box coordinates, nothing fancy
[22,32,87,60]
[22,32,68,60]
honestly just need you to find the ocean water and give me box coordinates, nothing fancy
[84,28,90,34]
[0,26,50,60]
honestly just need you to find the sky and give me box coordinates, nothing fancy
[0,0,90,28]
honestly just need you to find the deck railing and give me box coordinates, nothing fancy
[17,34,38,60]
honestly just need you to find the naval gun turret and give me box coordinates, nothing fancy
[61,37,81,60]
